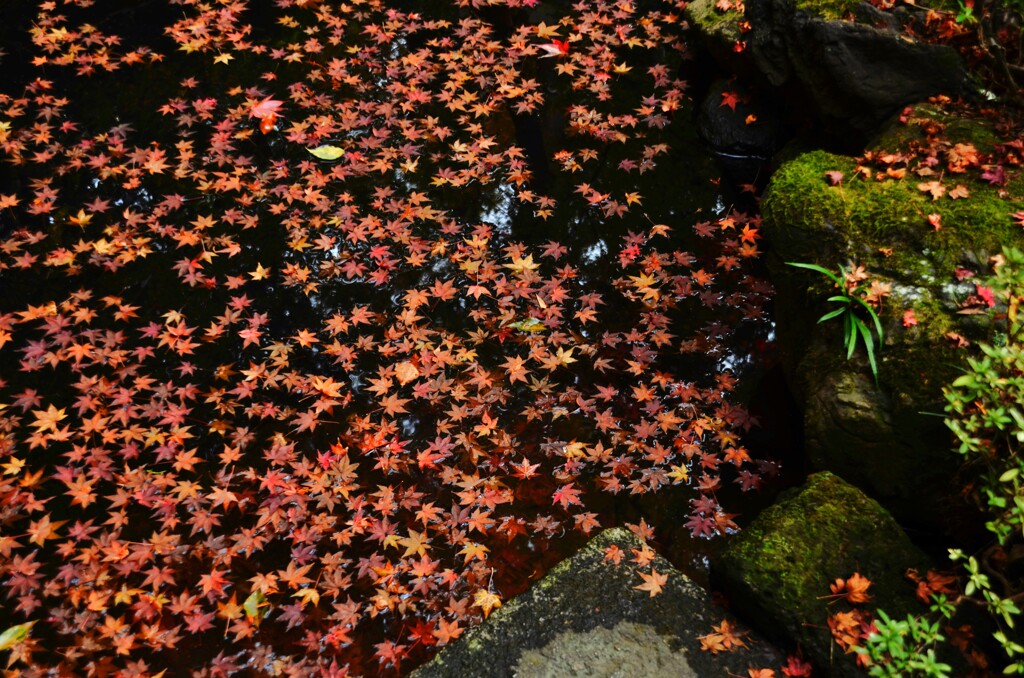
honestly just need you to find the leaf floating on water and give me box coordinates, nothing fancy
[0,622,34,651]
[506,317,546,333]
[307,145,345,160]
[243,589,269,624]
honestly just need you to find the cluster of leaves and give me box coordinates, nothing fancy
[844,97,1022,208]
[696,617,815,677]
[823,571,960,676]
[844,248,1024,675]
[943,245,1024,672]
[0,0,774,675]
[897,0,1024,103]
[819,95,1024,348]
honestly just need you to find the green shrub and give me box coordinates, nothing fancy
[862,246,1024,675]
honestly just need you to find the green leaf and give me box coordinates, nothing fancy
[0,622,34,651]
[307,145,345,160]
[854,316,879,381]
[786,261,843,287]
[817,306,847,323]
[244,589,268,623]
[853,296,885,344]
[847,315,860,360]
[1001,468,1021,483]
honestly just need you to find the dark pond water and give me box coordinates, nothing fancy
[0,0,787,675]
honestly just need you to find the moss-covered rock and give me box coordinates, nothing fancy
[414,528,783,677]
[685,0,744,47]
[761,103,1024,532]
[714,472,931,677]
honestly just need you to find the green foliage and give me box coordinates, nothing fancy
[940,246,1024,673]
[956,0,977,24]
[857,603,953,677]
[867,247,1024,675]
[851,248,1024,675]
[786,261,885,381]
[945,246,1024,543]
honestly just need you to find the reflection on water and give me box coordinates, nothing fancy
[0,0,776,674]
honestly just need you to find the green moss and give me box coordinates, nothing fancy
[794,0,862,20]
[684,0,742,42]
[716,473,929,674]
[764,139,1022,407]
[871,105,1003,152]
[880,342,960,408]
[763,148,1024,280]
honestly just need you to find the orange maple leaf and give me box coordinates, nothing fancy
[634,567,668,597]
[699,619,748,653]
[829,572,872,604]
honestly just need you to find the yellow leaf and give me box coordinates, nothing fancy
[554,346,576,366]
[68,209,92,227]
[473,589,502,618]
[504,254,540,275]
[0,622,34,651]
[249,263,271,280]
[507,317,546,333]
[562,441,587,458]
[292,588,320,607]
[308,145,345,160]
[2,457,24,475]
[668,465,689,484]
[243,589,269,623]
[535,22,561,38]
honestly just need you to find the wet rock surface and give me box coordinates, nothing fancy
[413,528,783,678]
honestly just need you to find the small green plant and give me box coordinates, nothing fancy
[956,0,977,24]
[946,246,1024,544]
[787,261,885,381]
[864,246,1024,675]
[856,599,955,677]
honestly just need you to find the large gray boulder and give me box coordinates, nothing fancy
[414,527,783,677]
[746,0,968,139]
[687,0,969,142]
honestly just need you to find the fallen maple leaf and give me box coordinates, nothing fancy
[948,184,970,200]
[824,170,844,185]
[473,589,502,618]
[918,180,946,200]
[634,568,668,597]
[249,96,284,119]
[829,572,872,604]
[699,619,748,653]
